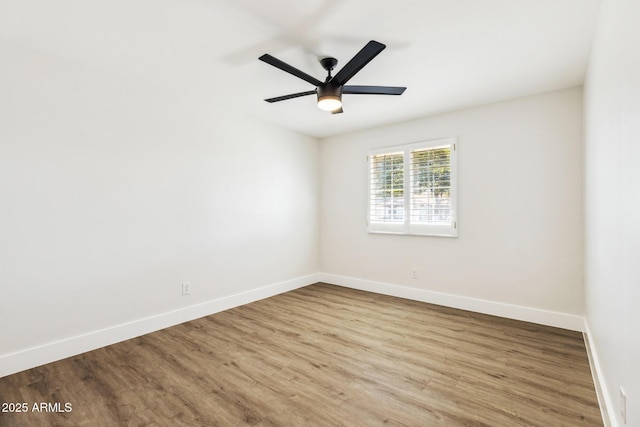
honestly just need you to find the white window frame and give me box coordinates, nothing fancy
[367,138,458,237]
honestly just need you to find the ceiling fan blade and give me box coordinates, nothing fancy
[343,85,406,95]
[331,40,386,85]
[265,90,317,103]
[331,107,344,115]
[259,54,323,87]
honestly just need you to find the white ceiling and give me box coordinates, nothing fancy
[0,0,600,138]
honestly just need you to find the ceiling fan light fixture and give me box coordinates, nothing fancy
[317,83,342,112]
[317,95,342,111]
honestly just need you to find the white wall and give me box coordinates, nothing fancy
[320,88,584,325]
[584,0,640,424]
[0,40,319,375]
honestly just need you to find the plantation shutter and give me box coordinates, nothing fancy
[368,152,405,233]
[409,145,454,235]
[368,138,457,237]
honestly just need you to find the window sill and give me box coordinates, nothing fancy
[367,230,458,238]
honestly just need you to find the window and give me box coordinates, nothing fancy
[368,138,457,237]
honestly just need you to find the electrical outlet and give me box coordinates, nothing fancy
[182,282,191,296]
[411,267,418,279]
[620,386,627,424]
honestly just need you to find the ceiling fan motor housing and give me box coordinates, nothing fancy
[317,83,342,111]
[317,83,342,101]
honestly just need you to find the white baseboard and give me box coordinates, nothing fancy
[0,273,320,379]
[318,273,585,331]
[583,320,616,427]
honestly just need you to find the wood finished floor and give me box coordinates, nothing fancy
[0,283,601,426]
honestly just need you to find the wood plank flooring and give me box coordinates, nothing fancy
[0,283,602,426]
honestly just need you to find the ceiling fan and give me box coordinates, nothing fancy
[259,40,406,114]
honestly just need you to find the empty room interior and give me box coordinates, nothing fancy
[0,0,638,426]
